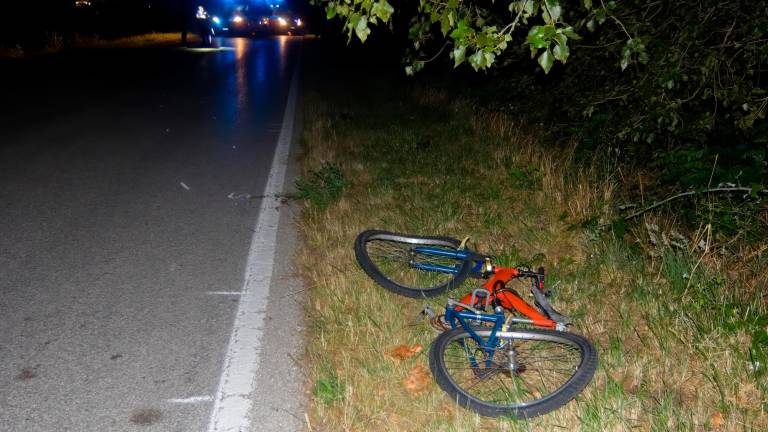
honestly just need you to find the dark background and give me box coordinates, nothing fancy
[0,0,323,49]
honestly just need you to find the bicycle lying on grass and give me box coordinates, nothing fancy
[355,230,598,418]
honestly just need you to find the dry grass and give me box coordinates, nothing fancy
[72,32,184,49]
[0,32,185,58]
[296,77,768,431]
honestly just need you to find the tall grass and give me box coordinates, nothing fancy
[295,75,767,431]
[0,32,183,58]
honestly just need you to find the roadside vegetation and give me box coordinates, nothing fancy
[0,32,186,59]
[294,62,767,430]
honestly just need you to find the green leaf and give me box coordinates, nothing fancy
[586,19,595,32]
[582,0,592,10]
[326,5,337,20]
[595,8,607,24]
[476,32,492,48]
[527,26,548,49]
[467,50,488,71]
[546,0,562,21]
[620,54,630,70]
[484,51,496,67]
[553,42,569,62]
[512,0,536,16]
[452,44,467,67]
[355,16,371,42]
[538,49,554,73]
[450,20,474,40]
[469,50,485,71]
[370,0,394,23]
[542,25,557,39]
[620,40,638,71]
[562,26,582,40]
[440,14,451,36]
[526,0,537,15]
[541,7,551,23]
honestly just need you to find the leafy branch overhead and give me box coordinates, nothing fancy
[316,0,643,74]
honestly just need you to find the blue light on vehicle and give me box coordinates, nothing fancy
[212,16,221,24]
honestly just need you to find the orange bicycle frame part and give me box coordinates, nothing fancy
[457,267,557,329]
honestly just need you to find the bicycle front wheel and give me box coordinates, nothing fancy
[429,326,597,418]
[354,230,473,298]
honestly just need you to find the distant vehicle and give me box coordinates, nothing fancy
[210,3,304,37]
[262,11,305,36]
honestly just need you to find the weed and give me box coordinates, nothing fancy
[312,372,346,406]
[289,162,347,209]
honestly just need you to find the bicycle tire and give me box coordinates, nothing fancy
[429,326,597,418]
[354,230,473,298]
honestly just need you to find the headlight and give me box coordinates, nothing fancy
[232,15,244,24]
[277,17,287,26]
[295,18,303,26]
[212,16,221,24]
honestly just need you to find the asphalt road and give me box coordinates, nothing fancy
[0,37,305,432]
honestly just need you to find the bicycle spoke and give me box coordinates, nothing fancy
[441,332,584,408]
[365,239,462,290]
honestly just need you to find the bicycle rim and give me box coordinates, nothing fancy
[431,327,597,417]
[355,230,471,297]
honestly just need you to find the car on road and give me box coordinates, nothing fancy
[260,11,305,35]
[211,4,304,36]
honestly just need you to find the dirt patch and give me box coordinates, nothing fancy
[129,408,162,426]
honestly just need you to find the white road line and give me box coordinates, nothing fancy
[168,396,213,404]
[207,58,300,432]
[206,291,243,296]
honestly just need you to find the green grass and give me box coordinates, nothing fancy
[295,73,767,431]
[313,371,346,406]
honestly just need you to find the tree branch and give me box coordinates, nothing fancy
[623,187,767,221]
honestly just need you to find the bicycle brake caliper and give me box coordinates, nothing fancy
[458,236,470,250]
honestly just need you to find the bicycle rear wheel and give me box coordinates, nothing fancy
[354,230,473,298]
[429,326,597,418]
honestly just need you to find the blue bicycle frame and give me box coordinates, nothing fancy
[444,305,506,368]
[411,246,485,275]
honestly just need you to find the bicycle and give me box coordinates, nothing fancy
[355,229,598,418]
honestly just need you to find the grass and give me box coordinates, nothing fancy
[0,32,186,58]
[295,70,768,431]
